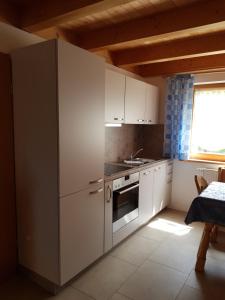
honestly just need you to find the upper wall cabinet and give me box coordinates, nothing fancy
[145,84,159,124]
[125,76,159,125]
[105,69,125,123]
[125,76,146,124]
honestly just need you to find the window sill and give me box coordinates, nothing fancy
[185,158,225,165]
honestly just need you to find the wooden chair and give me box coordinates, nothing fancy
[218,167,225,182]
[194,175,208,195]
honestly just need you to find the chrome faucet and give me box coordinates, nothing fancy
[130,148,143,160]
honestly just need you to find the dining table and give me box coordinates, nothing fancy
[185,181,225,272]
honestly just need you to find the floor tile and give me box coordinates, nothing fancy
[119,260,187,300]
[149,238,196,274]
[0,276,93,300]
[136,222,170,242]
[207,231,225,261]
[71,255,136,300]
[176,285,209,300]
[186,256,225,298]
[110,235,159,266]
[110,293,132,300]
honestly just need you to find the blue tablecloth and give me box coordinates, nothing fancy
[185,181,225,226]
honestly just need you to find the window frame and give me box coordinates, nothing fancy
[189,83,225,163]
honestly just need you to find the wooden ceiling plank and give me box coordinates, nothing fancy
[22,0,138,32]
[138,53,225,77]
[0,2,19,26]
[77,0,225,50]
[112,31,225,66]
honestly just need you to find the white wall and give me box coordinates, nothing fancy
[170,160,220,212]
[0,22,44,53]
[195,72,225,84]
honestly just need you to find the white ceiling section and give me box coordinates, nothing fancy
[0,22,44,53]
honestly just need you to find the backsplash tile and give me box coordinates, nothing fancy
[105,124,143,162]
[105,124,164,163]
[142,124,164,159]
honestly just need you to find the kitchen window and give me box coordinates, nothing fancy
[190,83,225,162]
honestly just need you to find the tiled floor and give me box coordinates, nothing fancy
[1,209,225,300]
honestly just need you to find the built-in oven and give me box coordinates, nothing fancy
[112,172,139,233]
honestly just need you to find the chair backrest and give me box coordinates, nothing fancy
[218,167,225,182]
[194,175,208,195]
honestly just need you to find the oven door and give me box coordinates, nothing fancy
[113,182,139,233]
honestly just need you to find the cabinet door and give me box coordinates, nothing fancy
[139,168,154,225]
[153,164,167,215]
[145,84,159,124]
[125,77,146,124]
[58,40,105,197]
[105,69,125,123]
[104,182,113,253]
[60,185,104,284]
[163,161,173,208]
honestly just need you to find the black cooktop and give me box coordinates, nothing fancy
[104,163,131,176]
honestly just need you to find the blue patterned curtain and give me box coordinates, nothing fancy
[164,74,194,160]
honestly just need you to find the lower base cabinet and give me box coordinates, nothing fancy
[152,163,167,215]
[139,161,172,225]
[139,168,154,225]
[60,185,104,284]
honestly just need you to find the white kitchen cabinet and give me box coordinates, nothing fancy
[139,168,154,225]
[152,163,168,215]
[163,161,173,208]
[145,84,159,124]
[60,185,104,284]
[125,76,159,125]
[104,181,113,253]
[125,76,146,124]
[58,41,105,197]
[12,40,105,289]
[105,69,125,123]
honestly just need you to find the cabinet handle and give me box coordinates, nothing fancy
[89,188,103,195]
[89,178,103,184]
[106,185,112,203]
[116,183,139,195]
[137,119,144,122]
[114,117,124,121]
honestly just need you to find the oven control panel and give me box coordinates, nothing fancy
[113,172,139,191]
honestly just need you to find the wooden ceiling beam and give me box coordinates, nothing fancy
[138,54,225,77]
[0,2,19,26]
[112,31,225,66]
[21,0,137,33]
[77,0,225,50]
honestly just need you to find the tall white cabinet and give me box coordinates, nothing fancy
[12,40,105,288]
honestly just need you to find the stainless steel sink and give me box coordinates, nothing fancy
[123,158,156,165]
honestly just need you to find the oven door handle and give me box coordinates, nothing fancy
[116,183,139,195]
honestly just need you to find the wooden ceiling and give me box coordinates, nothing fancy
[3,0,225,77]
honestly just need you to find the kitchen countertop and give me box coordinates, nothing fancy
[104,158,172,182]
